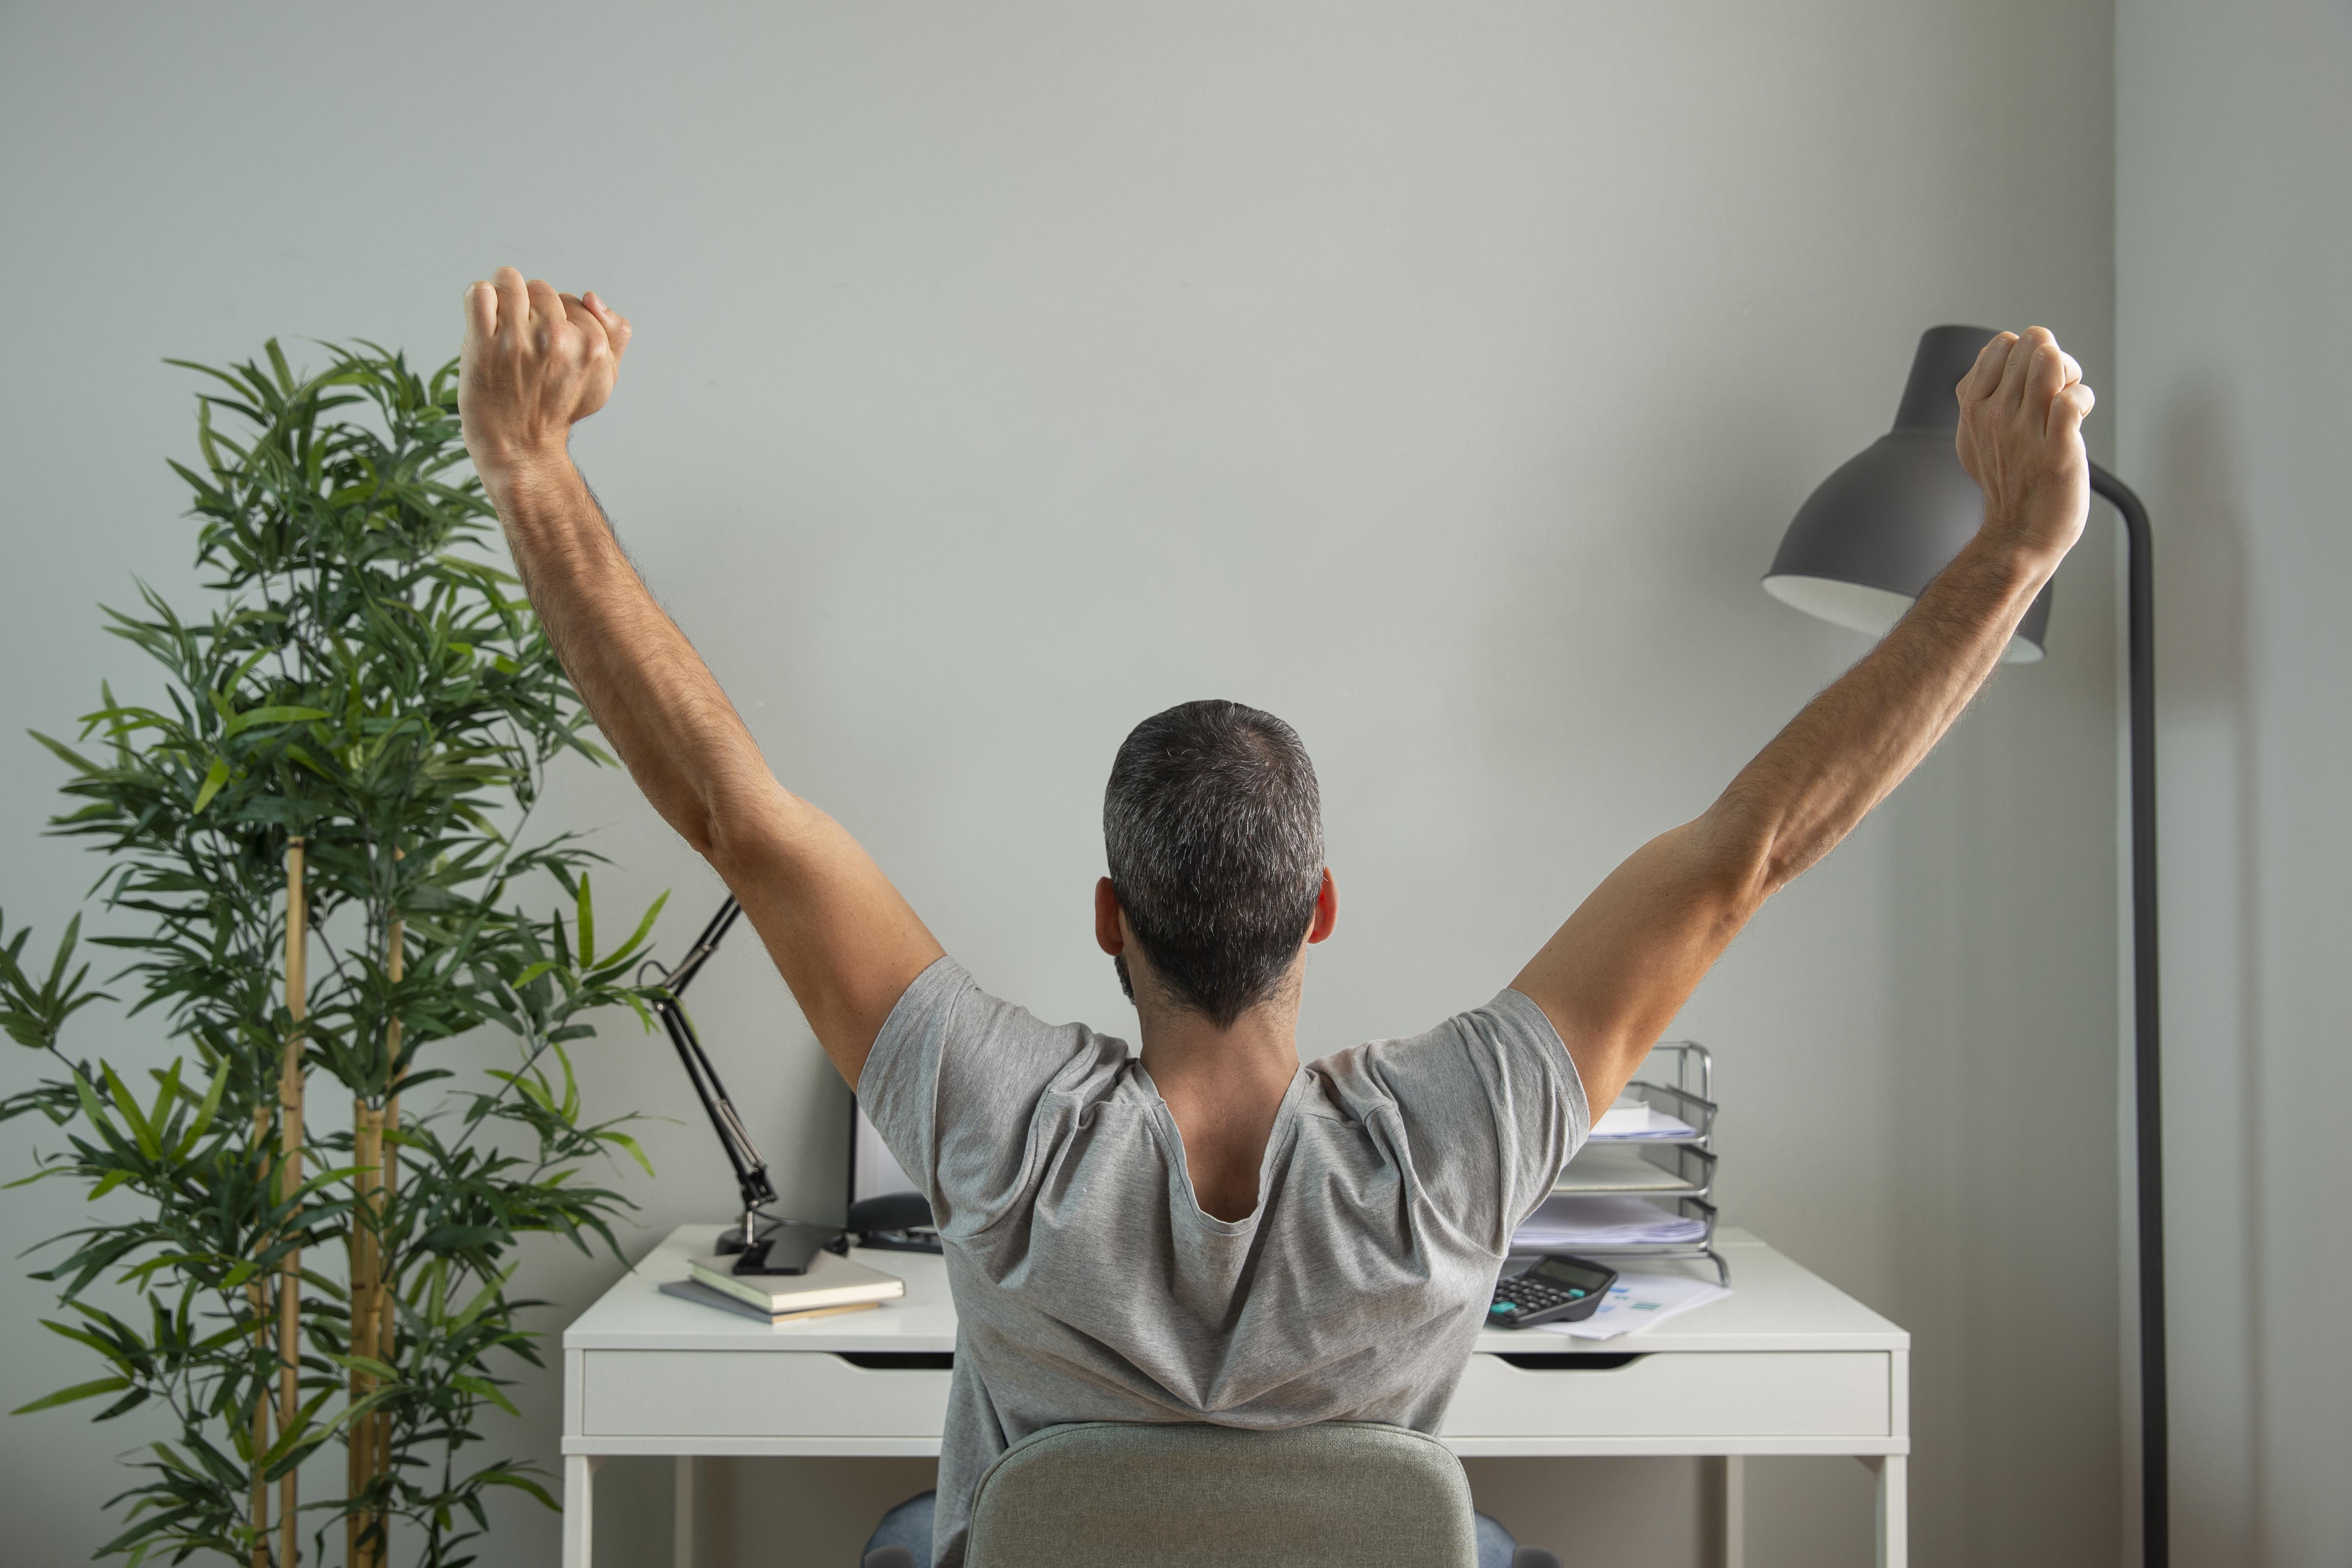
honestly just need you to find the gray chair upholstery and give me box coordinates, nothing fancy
[959,1421,1494,1568]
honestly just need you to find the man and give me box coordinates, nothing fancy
[457,269,2093,1567]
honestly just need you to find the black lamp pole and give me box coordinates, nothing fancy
[2105,460,2167,1568]
[1764,326,2166,1566]
[641,895,780,1254]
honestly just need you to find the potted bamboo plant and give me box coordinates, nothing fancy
[1,341,667,1567]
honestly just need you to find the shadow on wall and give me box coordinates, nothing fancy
[2150,381,2261,1567]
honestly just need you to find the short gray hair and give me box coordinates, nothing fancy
[1103,700,1325,1027]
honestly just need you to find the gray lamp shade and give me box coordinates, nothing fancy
[1763,324,2053,663]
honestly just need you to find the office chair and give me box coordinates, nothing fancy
[863,1421,1560,1568]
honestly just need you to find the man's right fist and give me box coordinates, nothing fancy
[1954,325,2096,568]
[458,266,631,484]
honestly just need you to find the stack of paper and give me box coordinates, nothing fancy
[1587,1101,1699,1142]
[1553,1145,1693,1194]
[1511,1194,1707,1250]
[1532,1270,1732,1340]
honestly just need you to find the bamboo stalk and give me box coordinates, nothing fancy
[368,879,405,1568]
[277,840,307,1568]
[346,1105,381,1568]
[350,864,403,1568]
[250,1099,273,1568]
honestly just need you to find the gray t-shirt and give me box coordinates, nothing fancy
[858,958,1588,1568]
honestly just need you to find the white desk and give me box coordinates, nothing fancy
[563,1226,1909,1568]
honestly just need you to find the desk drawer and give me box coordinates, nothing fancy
[1445,1352,1889,1438]
[582,1351,952,1437]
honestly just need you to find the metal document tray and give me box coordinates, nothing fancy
[1554,1142,1716,1200]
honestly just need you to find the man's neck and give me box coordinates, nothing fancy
[1136,995,1302,1223]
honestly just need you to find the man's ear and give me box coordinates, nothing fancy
[1095,877,1126,956]
[1307,867,1339,944]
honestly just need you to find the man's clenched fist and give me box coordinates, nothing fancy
[458,266,631,486]
[1955,325,2096,567]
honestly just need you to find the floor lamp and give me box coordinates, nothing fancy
[1760,325,2166,1566]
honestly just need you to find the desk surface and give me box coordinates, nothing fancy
[567,1225,1906,1357]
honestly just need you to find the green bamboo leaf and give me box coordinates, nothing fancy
[144,1059,183,1134]
[11,1375,130,1414]
[187,1320,260,1356]
[477,1470,560,1510]
[602,1130,656,1178]
[575,874,594,966]
[100,1062,160,1160]
[450,1262,517,1329]
[90,1383,150,1421]
[596,889,670,971]
[325,1353,401,1382]
[449,1372,519,1418]
[174,1065,228,1155]
[69,1070,111,1135]
[39,1316,133,1369]
[25,729,101,777]
[190,757,230,814]
[330,1385,405,1431]
[219,705,328,738]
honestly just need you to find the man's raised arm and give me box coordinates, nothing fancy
[457,268,942,1083]
[1513,327,2098,1115]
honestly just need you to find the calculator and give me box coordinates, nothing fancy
[1487,1253,1619,1328]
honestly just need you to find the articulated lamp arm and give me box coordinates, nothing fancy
[643,896,778,1253]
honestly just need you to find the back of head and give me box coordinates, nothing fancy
[1103,700,1325,1029]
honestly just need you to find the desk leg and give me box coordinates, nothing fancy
[1701,1455,1745,1568]
[564,1454,603,1568]
[1861,1455,1907,1568]
[674,1455,695,1568]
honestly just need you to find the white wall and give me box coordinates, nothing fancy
[2118,4,2352,1563]
[0,5,2120,1565]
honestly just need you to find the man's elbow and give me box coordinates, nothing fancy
[690,775,814,886]
[677,807,725,864]
[1684,809,1785,924]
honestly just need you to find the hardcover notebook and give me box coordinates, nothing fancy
[683,1248,905,1316]
[657,1278,885,1325]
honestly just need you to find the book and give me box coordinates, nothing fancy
[658,1277,887,1325]
[684,1248,905,1315]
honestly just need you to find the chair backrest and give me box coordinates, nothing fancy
[964,1421,1480,1568]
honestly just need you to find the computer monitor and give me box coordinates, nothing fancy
[847,1099,940,1250]
[849,1100,919,1207]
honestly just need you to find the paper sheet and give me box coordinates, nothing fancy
[1586,1102,1700,1142]
[1511,1193,1709,1249]
[1530,1270,1732,1339]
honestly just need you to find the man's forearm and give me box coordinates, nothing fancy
[1512,328,2092,1109]
[1709,532,2055,899]
[486,458,788,864]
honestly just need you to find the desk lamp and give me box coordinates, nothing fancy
[1763,325,2168,1565]
[643,896,940,1270]
[642,897,842,1273]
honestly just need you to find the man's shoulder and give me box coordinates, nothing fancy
[1305,990,1561,1069]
